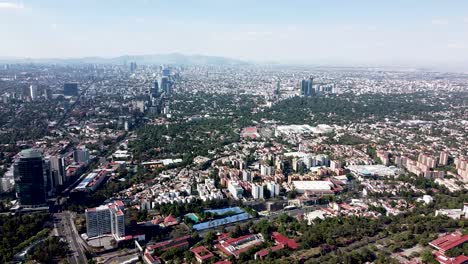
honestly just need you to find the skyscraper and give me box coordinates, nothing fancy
[14,149,47,208]
[300,77,314,96]
[160,76,172,95]
[29,85,38,101]
[63,83,79,96]
[150,80,159,98]
[50,155,66,186]
[130,62,137,72]
[85,200,125,238]
[74,147,90,164]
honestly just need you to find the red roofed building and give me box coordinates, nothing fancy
[191,246,214,263]
[271,232,299,250]
[254,232,299,260]
[143,252,161,264]
[146,235,191,253]
[434,251,468,264]
[163,214,179,227]
[215,233,264,259]
[214,261,232,264]
[255,243,285,260]
[430,232,468,254]
[241,127,260,139]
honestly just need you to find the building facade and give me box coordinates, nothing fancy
[85,200,125,239]
[14,149,47,208]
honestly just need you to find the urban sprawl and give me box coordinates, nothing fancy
[0,63,467,264]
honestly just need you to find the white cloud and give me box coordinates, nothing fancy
[431,19,449,25]
[0,2,25,10]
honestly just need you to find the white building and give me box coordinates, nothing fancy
[251,184,264,199]
[29,85,38,101]
[266,181,280,198]
[260,164,273,176]
[242,170,252,182]
[292,181,334,194]
[228,181,244,200]
[85,200,125,239]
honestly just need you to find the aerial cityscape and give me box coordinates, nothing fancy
[0,1,467,264]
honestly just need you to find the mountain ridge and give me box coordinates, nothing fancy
[0,53,250,65]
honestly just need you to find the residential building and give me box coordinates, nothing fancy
[85,200,125,239]
[251,184,264,199]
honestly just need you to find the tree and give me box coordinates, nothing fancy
[421,250,438,264]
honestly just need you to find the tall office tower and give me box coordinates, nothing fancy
[43,158,54,194]
[130,62,137,72]
[160,76,172,95]
[300,78,314,96]
[13,149,47,208]
[85,200,125,238]
[29,85,38,101]
[162,67,170,77]
[50,156,66,186]
[275,79,281,95]
[150,80,159,98]
[439,151,449,166]
[74,147,90,164]
[63,83,79,96]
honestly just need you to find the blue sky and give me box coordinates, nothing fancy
[1,0,468,68]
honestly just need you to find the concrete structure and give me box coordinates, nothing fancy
[29,85,38,101]
[74,170,108,192]
[74,147,90,164]
[251,184,264,199]
[292,180,333,194]
[266,181,280,198]
[439,151,449,166]
[215,233,264,259]
[85,200,125,239]
[228,181,243,200]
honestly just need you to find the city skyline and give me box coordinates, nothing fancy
[1,0,468,70]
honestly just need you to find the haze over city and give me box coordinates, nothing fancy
[1,0,468,70]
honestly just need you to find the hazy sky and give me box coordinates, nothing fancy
[1,0,468,68]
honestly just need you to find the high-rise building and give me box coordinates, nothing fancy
[50,156,66,186]
[300,77,314,97]
[160,76,172,95]
[266,181,280,198]
[228,181,243,200]
[439,151,449,166]
[251,184,264,199]
[242,170,251,182]
[150,80,159,98]
[63,83,79,96]
[29,85,38,101]
[85,200,125,238]
[162,67,170,77]
[74,147,90,164]
[13,149,47,208]
[130,62,137,72]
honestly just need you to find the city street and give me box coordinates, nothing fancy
[54,212,87,264]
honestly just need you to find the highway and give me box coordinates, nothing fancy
[54,212,87,264]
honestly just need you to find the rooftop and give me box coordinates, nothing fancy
[429,232,468,252]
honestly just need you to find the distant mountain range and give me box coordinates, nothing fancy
[0,53,250,65]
